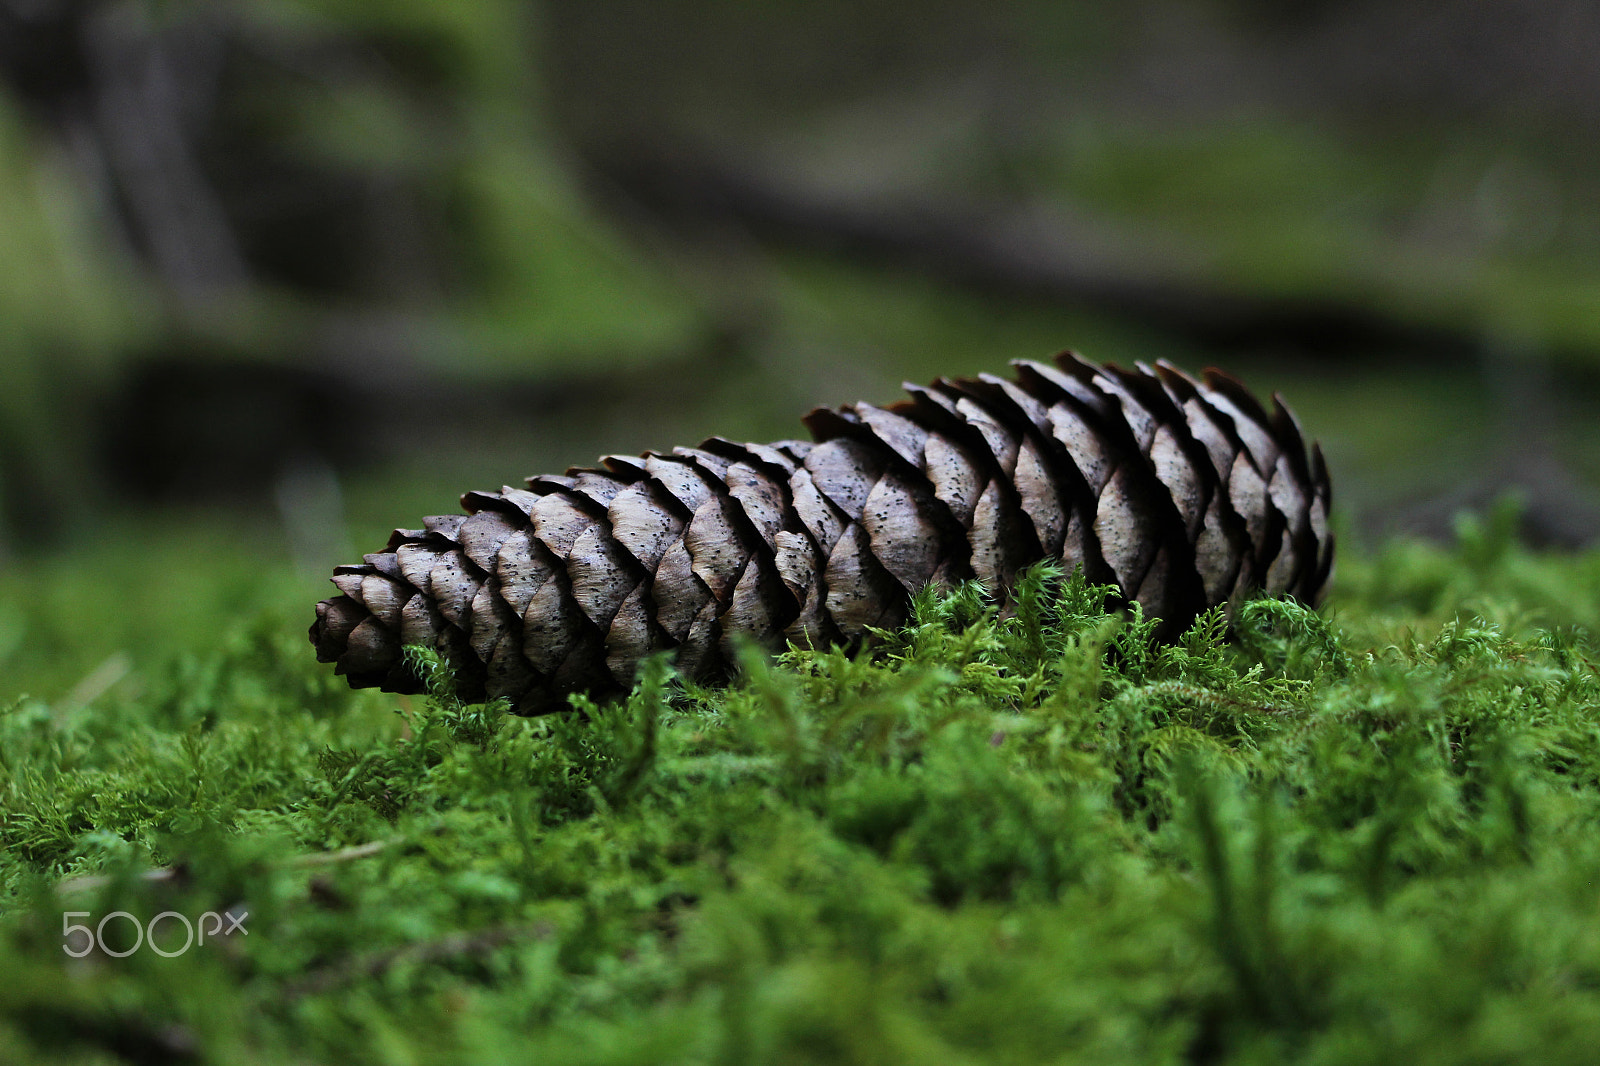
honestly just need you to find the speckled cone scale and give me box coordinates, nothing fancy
[312,353,1333,714]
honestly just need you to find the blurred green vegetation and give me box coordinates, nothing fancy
[0,0,1597,558]
[1043,118,1600,348]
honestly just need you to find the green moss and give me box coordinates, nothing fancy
[5,542,1600,1062]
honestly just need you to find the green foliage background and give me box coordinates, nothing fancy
[6,522,1600,1063]
[4,0,1600,543]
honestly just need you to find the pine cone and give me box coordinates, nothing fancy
[311,353,1332,714]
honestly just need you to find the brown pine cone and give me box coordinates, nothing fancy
[311,353,1332,714]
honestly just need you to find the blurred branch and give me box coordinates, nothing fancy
[590,143,1481,362]
[83,3,249,302]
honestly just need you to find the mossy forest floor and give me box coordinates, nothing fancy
[6,504,1600,1064]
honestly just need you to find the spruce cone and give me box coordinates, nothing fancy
[312,353,1332,714]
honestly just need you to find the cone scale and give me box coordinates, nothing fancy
[312,353,1333,714]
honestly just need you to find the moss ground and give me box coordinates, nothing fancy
[5,508,1600,1064]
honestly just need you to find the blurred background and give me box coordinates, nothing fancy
[5,0,1600,697]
